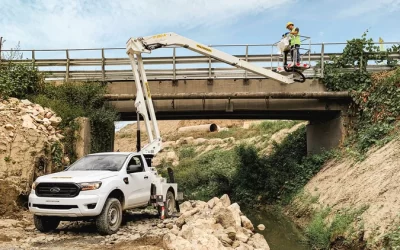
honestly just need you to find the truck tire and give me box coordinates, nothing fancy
[96,198,122,235]
[164,191,176,218]
[34,215,60,232]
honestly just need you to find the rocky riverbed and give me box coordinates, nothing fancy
[0,195,269,250]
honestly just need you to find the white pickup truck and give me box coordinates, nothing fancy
[29,152,181,235]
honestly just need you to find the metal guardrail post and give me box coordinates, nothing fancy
[66,49,70,81]
[208,56,212,78]
[173,48,176,80]
[308,39,311,65]
[0,37,2,62]
[270,45,273,70]
[245,45,248,79]
[321,43,325,78]
[101,48,105,82]
[32,50,35,65]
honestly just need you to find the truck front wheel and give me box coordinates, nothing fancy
[34,215,60,232]
[96,198,122,235]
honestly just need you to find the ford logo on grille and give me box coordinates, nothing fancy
[50,187,61,193]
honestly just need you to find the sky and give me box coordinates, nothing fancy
[2,0,398,128]
[1,0,399,51]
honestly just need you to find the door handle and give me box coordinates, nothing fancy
[144,176,148,179]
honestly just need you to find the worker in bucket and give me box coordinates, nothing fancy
[281,31,291,66]
[286,22,301,66]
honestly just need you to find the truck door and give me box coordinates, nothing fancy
[125,155,151,207]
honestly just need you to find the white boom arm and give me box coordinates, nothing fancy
[127,32,294,84]
[126,32,294,155]
[126,48,161,156]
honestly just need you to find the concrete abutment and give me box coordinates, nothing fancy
[306,112,349,154]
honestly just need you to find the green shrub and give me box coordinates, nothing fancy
[304,206,368,249]
[174,149,238,201]
[383,225,400,249]
[322,31,400,155]
[178,146,196,159]
[0,45,45,98]
[305,209,331,249]
[233,126,330,205]
[32,81,119,162]
[171,126,331,205]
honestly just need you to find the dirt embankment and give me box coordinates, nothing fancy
[290,139,400,246]
[114,119,260,167]
[0,98,66,218]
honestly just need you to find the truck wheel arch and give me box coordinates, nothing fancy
[107,189,125,209]
[167,187,175,198]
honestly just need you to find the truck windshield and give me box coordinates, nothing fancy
[66,155,128,171]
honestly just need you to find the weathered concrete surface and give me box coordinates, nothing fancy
[106,79,349,122]
[306,115,345,154]
[107,78,325,95]
[75,117,91,159]
[107,78,329,114]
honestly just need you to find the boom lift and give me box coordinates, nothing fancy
[125,32,308,156]
[126,32,299,87]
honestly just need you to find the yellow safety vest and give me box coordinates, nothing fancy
[290,27,301,46]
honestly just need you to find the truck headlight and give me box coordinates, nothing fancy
[32,181,39,190]
[78,182,102,191]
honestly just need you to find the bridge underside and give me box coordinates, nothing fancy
[118,109,341,121]
[107,79,350,154]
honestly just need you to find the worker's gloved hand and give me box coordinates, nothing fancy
[282,32,289,37]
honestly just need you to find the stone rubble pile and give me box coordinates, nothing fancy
[0,98,64,143]
[0,97,66,217]
[164,194,270,250]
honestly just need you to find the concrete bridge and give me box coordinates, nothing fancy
[1,41,398,153]
[106,78,352,154]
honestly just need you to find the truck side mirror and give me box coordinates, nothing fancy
[127,165,142,174]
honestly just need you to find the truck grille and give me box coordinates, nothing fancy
[36,183,80,198]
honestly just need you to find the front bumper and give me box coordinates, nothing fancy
[28,191,107,217]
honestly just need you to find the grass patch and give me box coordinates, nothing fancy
[174,149,238,201]
[305,206,368,249]
[178,146,196,159]
[383,225,400,249]
[305,208,332,249]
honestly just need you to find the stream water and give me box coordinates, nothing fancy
[244,207,309,250]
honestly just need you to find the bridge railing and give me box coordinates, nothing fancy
[0,40,399,82]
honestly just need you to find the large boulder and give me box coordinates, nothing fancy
[241,215,254,231]
[179,225,226,250]
[213,207,237,229]
[207,197,220,209]
[179,201,192,213]
[163,233,194,250]
[249,233,270,250]
[175,207,200,228]
[228,203,242,228]
[192,200,208,210]
[220,194,231,207]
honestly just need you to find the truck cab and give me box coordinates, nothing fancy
[29,152,179,235]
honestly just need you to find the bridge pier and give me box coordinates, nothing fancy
[306,114,346,154]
